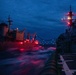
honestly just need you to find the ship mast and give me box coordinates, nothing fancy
[67,5,73,27]
[7,15,13,33]
[62,5,74,27]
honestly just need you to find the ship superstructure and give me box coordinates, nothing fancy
[0,16,24,41]
[0,16,40,51]
[56,6,76,53]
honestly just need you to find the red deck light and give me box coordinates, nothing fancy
[26,39,30,42]
[34,40,39,45]
[19,42,23,45]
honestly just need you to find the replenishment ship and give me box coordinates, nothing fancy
[0,16,42,51]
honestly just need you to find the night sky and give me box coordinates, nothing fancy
[0,0,76,39]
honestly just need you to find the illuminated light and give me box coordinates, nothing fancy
[19,42,23,45]
[67,12,70,15]
[20,48,24,52]
[16,28,18,30]
[67,16,72,20]
[67,22,71,26]
[26,39,30,42]
[34,40,39,45]
[67,12,73,16]
[50,47,56,50]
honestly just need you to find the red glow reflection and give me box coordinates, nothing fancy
[20,48,24,52]
[31,60,42,65]
[34,40,39,45]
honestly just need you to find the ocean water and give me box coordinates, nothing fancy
[0,49,54,75]
[0,0,76,39]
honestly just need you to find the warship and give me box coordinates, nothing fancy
[56,6,76,75]
[56,6,76,53]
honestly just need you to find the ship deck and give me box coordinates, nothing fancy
[59,53,76,75]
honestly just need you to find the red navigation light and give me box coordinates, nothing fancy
[19,42,23,45]
[26,39,30,42]
[67,22,71,26]
[67,12,70,15]
[67,12,72,15]
[34,40,39,45]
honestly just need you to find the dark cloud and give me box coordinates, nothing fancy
[0,0,76,39]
